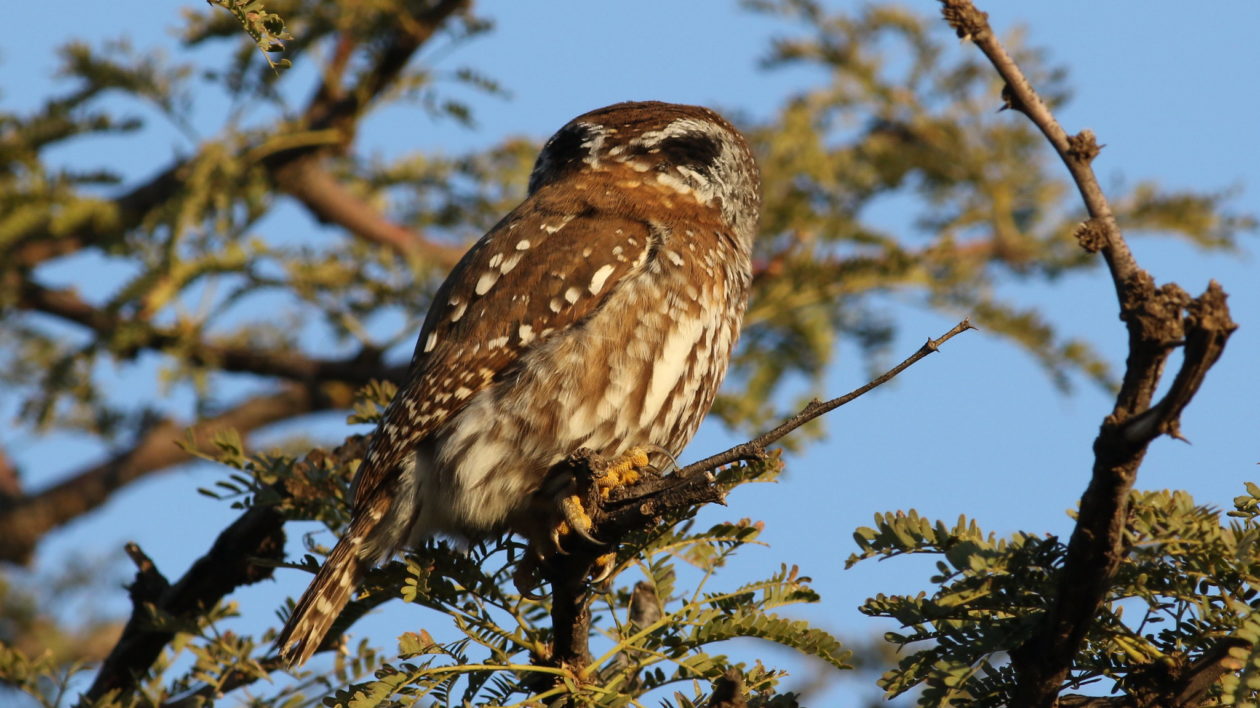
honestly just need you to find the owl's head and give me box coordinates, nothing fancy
[527,101,761,247]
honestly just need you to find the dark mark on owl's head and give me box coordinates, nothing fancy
[529,122,598,194]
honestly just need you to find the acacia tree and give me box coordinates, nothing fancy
[0,0,1256,706]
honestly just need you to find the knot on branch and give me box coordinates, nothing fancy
[1118,275,1187,339]
[1072,218,1108,253]
[1067,130,1102,163]
[939,0,991,41]
[1000,83,1029,114]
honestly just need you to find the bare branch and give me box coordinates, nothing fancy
[938,0,1138,291]
[679,319,974,478]
[0,383,345,564]
[938,2,1238,705]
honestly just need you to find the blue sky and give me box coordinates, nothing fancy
[2,1,1258,703]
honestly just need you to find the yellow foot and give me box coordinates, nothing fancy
[590,551,617,584]
[516,446,661,594]
[553,446,656,549]
[597,447,650,493]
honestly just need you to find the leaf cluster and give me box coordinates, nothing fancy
[848,487,1260,706]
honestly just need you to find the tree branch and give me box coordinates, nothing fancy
[299,0,470,135]
[82,507,286,703]
[6,162,188,270]
[0,383,346,564]
[679,319,974,478]
[16,280,405,386]
[939,2,1238,705]
[4,1,472,274]
[0,444,18,502]
[271,156,465,268]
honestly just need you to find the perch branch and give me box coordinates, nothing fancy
[679,318,974,478]
[536,320,972,674]
[939,2,1237,706]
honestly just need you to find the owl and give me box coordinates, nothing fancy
[277,100,761,666]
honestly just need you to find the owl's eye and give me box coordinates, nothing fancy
[652,133,722,174]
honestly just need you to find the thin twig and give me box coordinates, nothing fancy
[679,319,974,478]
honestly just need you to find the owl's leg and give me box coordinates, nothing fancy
[557,447,651,543]
[514,446,661,595]
[558,446,663,582]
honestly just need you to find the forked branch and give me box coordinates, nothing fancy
[939,2,1237,706]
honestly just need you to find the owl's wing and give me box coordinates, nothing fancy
[351,191,654,512]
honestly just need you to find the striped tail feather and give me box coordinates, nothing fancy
[276,532,367,666]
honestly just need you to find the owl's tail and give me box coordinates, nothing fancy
[275,528,368,667]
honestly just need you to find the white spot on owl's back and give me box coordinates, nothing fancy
[488,335,509,349]
[454,386,473,400]
[518,324,535,344]
[475,271,499,296]
[500,253,523,274]
[516,239,531,250]
[450,301,468,322]
[549,297,563,313]
[665,249,685,266]
[564,286,581,304]
[423,333,438,353]
[589,264,615,295]
[488,252,503,269]
[542,214,575,234]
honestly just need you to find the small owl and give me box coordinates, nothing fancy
[277,100,761,665]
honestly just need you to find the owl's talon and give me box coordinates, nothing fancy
[640,444,681,475]
[560,495,604,547]
[590,552,618,584]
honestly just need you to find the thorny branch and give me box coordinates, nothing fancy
[939,2,1237,706]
